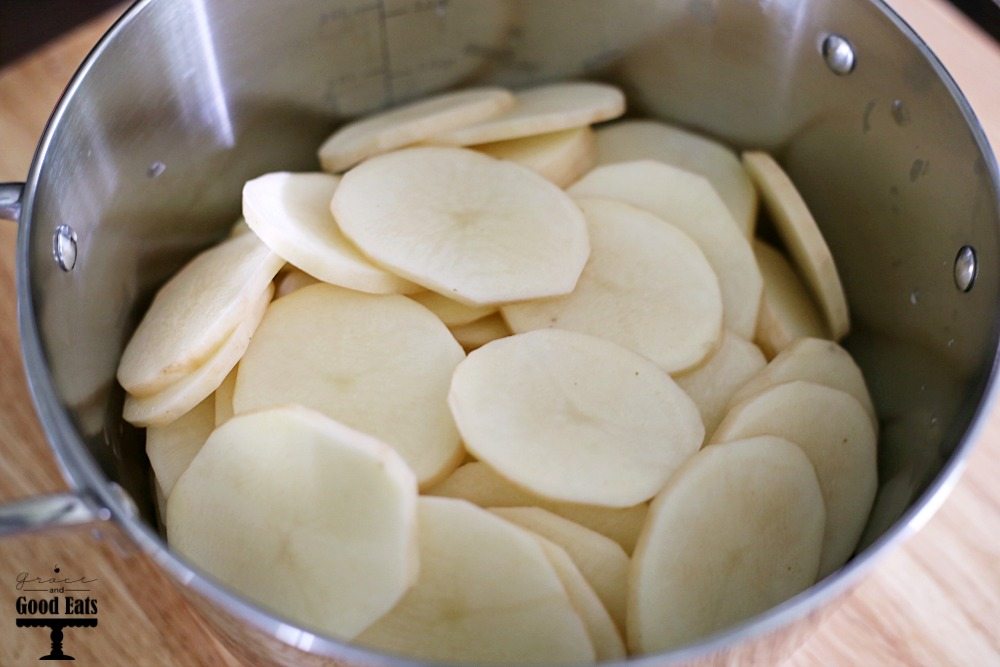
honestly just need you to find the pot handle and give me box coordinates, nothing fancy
[0,492,109,538]
[1,182,24,222]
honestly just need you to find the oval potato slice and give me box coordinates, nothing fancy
[475,126,597,188]
[168,406,418,640]
[502,197,723,372]
[431,82,624,146]
[318,87,515,172]
[568,160,762,340]
[356,497,595,665]
[628,436,824,654]
[754,240,829,357]
[243,172,417,294]
[449,313,511,351]
[333,147,590,307]
[213,368,236,426]
[233,283,464,487]
[426,462,647,553]
[409,290,496,327]
[146,394,214,497]
[273,267,319,300]
[711,381,877,577]
[124,285,272,428]
[117,232,284,396]
[449,329,704,507]
[595,120,757,236]
[742,151,850,340]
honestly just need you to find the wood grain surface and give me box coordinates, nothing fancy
[0,2,997,666]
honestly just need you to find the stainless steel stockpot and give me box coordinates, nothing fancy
[0,1,997,665]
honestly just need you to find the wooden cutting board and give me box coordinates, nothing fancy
[0,2,997,665]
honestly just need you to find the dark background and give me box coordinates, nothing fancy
[0,0,998,67]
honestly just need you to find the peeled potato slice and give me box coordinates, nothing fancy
[449,329,704,507]
[742,151,850,340]
[432,82,624,146]
[449,313,511,351]
[168,406,418,640]
[712,381,877,577]
[675,331,767,435]
[318,87,515,172]
[502,197,722,372]
[118,233,284,396]
[273,268,319,300]
[754,240,829,357]
[426,462,647,553]
[569,161,762,340]
[629,436,824,654]
[233,283,464,487]
[356,497,595,665]
[124,285,272,428]
[475,126,596,187]
[146,394,214,497]
[213,368,236,426]
[491,507,629,633]
[595,120,758,236]
[333,147,590,306]
[243,172,417,294]
[729,337,876,426]
[409,291,496,327]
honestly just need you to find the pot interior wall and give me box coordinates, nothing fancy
[26,0,999,556]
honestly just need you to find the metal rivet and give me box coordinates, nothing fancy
[52,224,77,272]
[147,161,166,178]
[954,245,977,292]
[822,34,856,75]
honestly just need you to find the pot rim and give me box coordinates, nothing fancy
[15,0,1000,664]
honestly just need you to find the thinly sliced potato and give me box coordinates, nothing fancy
[274,268,319,300]
[450,313,510,351]
[213,368,236,426]
[146,394,214,497]
[168,406,418,640]
[118,233,284,396]
[410,290,496,327]
[502,197,723,372]
[712,381,877,577]
[629,436,824,653]
[243,172,418,294]
[233,284,464,487]
[333,147,590,306]
[568,161,761,339]
[449,329,704,507]
[432,82,624,146]
[595,120,757,236]
[356,497,595,665]
[754,240,828,357]
[674,331,767,434]
[124,285,272,428]
[475,126,596,187]
[318,87,515,172]
[730,337,876,426]
[491,507,629,633]
[742,151,849,340]
[426,462,647,553]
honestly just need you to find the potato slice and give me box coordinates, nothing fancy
[318,87,515,172]
[742,151,850,340]
[629,436,824,653]
[674,331,767,435]
[273,268,319,300]
[409,290,496,327]
[568,160,762,340]
[712,381,877,577]
[233,283,464,487]
[168,406,418,640]
[124,285,272,428]
[146,394,214,497]
[426,462,647,553]
[491,507,628,633]
[356,497,594,665]
[754,240,828,357]
[431,82,624,146]
[449,329,704,507]
[475,126,597,188]
[117,233,284,396]
[449,313,510,351]
[213,368,236,426]
[729,337,876,426]
[243,172,418,294]
[595,120,757,236]
[502,197,722,372]
[333,147,590,306]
